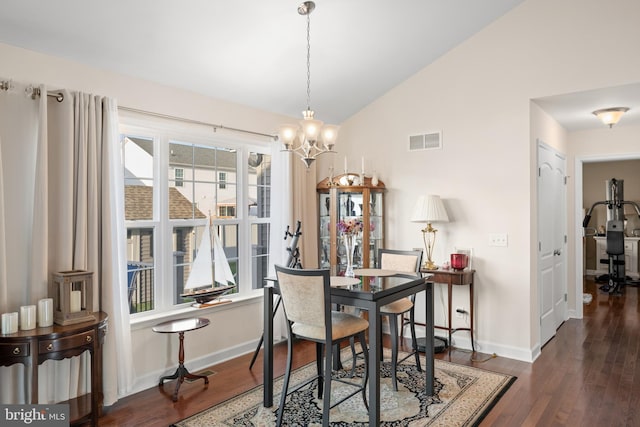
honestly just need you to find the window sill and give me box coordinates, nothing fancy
[130,289,263,332]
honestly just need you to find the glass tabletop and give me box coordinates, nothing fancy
[330,274,426,300]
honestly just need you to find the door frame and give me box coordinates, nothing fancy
[573,151,640,320]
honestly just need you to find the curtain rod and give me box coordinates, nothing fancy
[1,80,274,140]
[0,80,64,102]
[118,105,277,140]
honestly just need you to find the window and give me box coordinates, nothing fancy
[121,119,273,317]
[219,172,227,189]
[174,168,184,187]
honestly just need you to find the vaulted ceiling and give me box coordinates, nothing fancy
[1,0,638,130]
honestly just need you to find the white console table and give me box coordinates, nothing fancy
[594,236,640,278]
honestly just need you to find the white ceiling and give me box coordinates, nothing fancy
[1,0,638,130]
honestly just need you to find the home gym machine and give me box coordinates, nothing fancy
[583,178,640,294]
[249,221,302,369]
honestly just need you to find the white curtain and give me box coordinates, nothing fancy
[0,82,133,406]
[268,140,292,275]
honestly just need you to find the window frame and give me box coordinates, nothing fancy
[120,115,273,320]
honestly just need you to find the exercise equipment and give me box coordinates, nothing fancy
[583,178,640,294]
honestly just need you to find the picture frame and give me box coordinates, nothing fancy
[453,247,473,270]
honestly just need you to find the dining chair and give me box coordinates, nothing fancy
[378,248,423,391]
[274,265,369,427]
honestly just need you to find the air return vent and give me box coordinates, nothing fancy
[409,131,442,151]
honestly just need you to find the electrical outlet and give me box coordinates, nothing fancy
[489,233,508,247]
[455,307,466,318]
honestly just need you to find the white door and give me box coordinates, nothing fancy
[537,141,567,346]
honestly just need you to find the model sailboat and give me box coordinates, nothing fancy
[180,217,236,306]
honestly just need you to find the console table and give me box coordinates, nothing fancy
[421,269,476,351]
[0,311,108,426]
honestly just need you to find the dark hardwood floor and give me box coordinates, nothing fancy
[96,277,640,426]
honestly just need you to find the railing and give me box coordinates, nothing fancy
[127,262,154,314]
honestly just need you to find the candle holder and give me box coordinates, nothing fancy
[50,270,96,325]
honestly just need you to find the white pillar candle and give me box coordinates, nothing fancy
[70,290,82,313]
[2,312,19,334]
[38,298,54,327]
[19,305,36,330]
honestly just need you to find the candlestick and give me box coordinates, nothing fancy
[38,298,54,327]
[70,290,82,313]
[19,305,36,330]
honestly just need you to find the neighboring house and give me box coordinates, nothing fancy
[125,185,208,312]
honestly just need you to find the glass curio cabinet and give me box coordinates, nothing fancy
[317,173,386,275]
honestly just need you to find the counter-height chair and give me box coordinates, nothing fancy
[274,265,370,427]
[378,249,423,391]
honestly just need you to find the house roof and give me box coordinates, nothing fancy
[125,185,206,220]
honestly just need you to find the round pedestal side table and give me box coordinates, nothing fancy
[152,317,210,401]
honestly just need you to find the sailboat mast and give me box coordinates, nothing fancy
[209,210,215,284]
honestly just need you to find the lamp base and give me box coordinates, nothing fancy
[423,260,437,270]
[416,336,448,354]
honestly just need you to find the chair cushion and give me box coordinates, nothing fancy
[292,311,369,341]
[380,297,413,314]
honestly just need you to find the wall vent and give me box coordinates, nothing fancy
[409,131,442,151]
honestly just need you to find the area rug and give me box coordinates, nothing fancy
[172,349,515,426]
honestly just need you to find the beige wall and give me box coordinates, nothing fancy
[0,42,293,395]
[318,0,640,360]
[2,0,640,393]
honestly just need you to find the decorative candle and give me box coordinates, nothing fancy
[344,156,348,173]
[19,305,36,330]
[2,312,19,334]
[38,298,54,327]
[70,290,82,313]
[361,157,365,175]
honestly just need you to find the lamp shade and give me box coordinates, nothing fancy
[411,195,449,223]
[592,107,629,128]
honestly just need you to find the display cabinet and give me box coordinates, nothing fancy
[317,173,386,275]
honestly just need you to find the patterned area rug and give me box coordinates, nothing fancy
[172,349,515,426]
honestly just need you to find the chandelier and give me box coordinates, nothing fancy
[278,1,338,168]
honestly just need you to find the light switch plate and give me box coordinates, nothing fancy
[489,233,508,247]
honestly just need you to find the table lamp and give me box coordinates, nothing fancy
[411,195,449,270]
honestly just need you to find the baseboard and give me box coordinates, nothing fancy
[128,339,261,396]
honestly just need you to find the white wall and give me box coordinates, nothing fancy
[318,0,640,361]
[0,42,293,395]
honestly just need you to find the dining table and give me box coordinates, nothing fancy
[262,269,434,426]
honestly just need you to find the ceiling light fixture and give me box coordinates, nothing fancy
[592,107,630,128]
[278,1,338,168]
